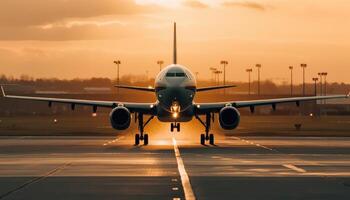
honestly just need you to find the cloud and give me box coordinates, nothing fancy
[183,0,209,9]
[222,1,267,11]
[0,0,160,27]
[0,22,144,41]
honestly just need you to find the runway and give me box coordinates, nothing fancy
[0,133,349,200]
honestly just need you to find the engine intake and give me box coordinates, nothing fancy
[109,107,131,130]
[219,106,240,130]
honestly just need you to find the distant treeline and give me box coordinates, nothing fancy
[0,74,349,95]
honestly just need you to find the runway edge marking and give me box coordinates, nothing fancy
[172,137,196,200]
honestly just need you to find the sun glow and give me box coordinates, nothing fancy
[135,0,181,7]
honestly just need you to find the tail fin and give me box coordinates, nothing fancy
[173,22,177,64]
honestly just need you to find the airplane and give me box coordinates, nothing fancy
[1,23,349,145]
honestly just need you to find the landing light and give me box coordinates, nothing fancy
[172,112,178,119]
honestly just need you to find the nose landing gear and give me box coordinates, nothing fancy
[170,122,180,132]
[196,113,215,145]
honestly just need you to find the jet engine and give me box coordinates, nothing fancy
[109,107,131,130]
[219,106,240,130]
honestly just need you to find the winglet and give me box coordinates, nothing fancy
[1,86,6,97]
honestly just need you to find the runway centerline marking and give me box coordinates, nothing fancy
[283,164,307,173]
[172,137,196,200]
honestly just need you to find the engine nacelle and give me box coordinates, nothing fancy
[219,106,240,130]
[109,107,131,130]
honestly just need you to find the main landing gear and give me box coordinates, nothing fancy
[135,113,154,146]
[170,122,180,132]
[196,113,215,145]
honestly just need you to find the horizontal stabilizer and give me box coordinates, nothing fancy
[196,85,236,92]
[114,85,155,92]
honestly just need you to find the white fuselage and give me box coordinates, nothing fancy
[154,64,197,122]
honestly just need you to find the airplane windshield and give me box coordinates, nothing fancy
[176,72,186,77]
[166,72,176,77]
[166,72,187,77]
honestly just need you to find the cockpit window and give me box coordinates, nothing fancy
[176,72,186,77]
[166,72,187,77]
[166,72,176,77]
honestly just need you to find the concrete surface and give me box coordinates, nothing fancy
[0,132,349,200]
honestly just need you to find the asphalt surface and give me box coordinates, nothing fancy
[0,130,350,199]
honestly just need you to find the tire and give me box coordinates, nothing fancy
[209,134,214,145]
[135,134,140,145]
[171,123,174,132]
[177,123,181,132]
[200,134,205,145]
[144,134,149,145]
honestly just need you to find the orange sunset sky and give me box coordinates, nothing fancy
[0,0,349,84]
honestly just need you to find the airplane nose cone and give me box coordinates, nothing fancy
[158,87,193,111]
[166,77,185,86]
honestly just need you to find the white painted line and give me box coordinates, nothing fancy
[232,136,275,151]
[172,137,196,200]
[102,136,124,146]
[283,164,306,173]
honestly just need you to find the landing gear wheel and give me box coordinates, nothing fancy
[171,123,174,132]
[209,134,214,145]
[135,134,140,145]
[144,134,149,145]
[200,134,205,145]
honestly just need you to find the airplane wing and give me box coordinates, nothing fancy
[114,85,155,92]
[196,85,236,92]
[1,86,155,114]
[195,94,349,113]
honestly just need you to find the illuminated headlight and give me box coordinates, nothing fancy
[171,101,180,113]
[171,101,180,119]
[172,112,178,119]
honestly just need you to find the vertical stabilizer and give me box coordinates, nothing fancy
[173,22,177,64]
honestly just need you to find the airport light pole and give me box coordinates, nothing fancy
[322,72,328,104]
[322,72,328,96]
[220,61,228,85]
[255,64,261,95]
[312,77,318,96]
[113,60,121,94]
[215,70,222,85]
[157,60,164,72]
[301,64,307,96]
[246,68,253,95]
[209,67,217,83]
[195,72,199,80]
[318,72,323,96]
[289,66,293,96]
[221,61,228,95]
